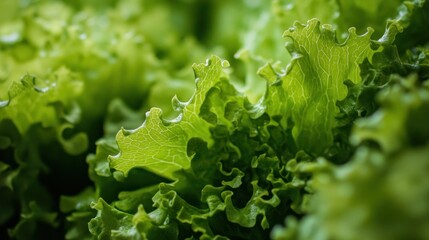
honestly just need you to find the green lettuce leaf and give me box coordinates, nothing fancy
[110,56,230,179]
[260,19,380,153]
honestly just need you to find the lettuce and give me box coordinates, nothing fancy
[272,74,429,240]
[1,0,428,239]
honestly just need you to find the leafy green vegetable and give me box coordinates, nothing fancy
[263,19,379,153]
[1,0,428,239]
[273,75,429,240]
[110,57,230,179]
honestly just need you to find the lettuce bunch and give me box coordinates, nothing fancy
[0,0,428,239]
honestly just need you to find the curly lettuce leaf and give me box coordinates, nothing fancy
[259,19,380,154]
[110,56,231,179]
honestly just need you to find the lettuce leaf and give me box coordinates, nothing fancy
[110,56,229,179]
[261,19,380,153]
